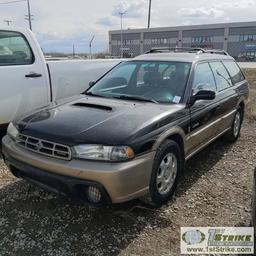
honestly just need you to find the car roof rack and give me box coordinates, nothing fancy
[145,47,229,56]
[145,47,205,54]
[202,49,229,56]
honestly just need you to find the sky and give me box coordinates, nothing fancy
[0,0,256,53]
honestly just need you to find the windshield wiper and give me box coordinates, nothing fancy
[84,91,108,98]
[113,95,158,104]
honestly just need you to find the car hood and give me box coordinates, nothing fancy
[16,96,185,146]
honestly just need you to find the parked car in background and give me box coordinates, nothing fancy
[2,48,249,206]
[252,168,256,230]
[0,27,121,134]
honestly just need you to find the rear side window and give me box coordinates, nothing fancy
[192,63,216,93]
[0,30,34,66]
[209,62,232,91]
[223,61,245,84]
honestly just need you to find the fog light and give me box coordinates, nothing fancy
[86,186,102,203]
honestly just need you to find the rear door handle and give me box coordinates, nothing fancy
[25,72,42,78]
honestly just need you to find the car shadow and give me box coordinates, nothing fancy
[0,180,173,255]
[177,136,233,198]
[0,136,236,255]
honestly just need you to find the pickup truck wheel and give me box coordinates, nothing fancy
[149,140,181,206]
[225,107,243,142]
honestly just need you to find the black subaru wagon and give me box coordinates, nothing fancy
[2,48,249,206]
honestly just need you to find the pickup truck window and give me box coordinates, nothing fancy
[209,61,232,91]
[0,31,34,66]
[223,61,245,84]
[88,61,191,104]
[193,62,216,93]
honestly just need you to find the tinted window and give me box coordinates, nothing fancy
[0,30,34,66]
[193,63,216,93]
[209,62,232,91]
[89,61,191,104]
[223,61,245,84]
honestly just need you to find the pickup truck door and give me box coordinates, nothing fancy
[0,29,49,126]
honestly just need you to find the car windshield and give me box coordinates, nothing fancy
[87,61,192,104]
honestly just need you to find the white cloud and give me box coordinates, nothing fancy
[0,0,256,52]
[178,7,224,19]
[96,17,116,27]
[112,0,148,18]
[213,0,256,9]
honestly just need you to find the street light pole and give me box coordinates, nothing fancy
[147,0,152,29]
[119,11,126,58]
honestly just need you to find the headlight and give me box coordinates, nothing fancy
[7,122,19,139]
[72,145,135,161]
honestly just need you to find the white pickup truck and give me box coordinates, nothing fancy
[0,27,122,133]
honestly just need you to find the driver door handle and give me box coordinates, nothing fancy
[25,72,42,78]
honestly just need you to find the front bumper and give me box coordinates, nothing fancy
[2,135,155,204]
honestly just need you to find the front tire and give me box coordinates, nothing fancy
[149,140,182,206]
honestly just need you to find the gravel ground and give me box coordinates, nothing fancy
[0,120,255,256]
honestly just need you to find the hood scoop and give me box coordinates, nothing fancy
[72,102,112,111]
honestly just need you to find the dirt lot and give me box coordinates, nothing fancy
[0,69,255,256]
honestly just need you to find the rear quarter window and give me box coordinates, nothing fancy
[223,61,245,84]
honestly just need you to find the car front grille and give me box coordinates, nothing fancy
[16,134,72,161]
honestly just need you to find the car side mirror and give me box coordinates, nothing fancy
[89,81,95,87]
[188,90,216,106]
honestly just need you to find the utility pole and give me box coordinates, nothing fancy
[25,0,33,30]
[72,44,75,58]
[4,20,12,26]
[119,10,127,58]
[147,0,152,29]
[89,35,95,59]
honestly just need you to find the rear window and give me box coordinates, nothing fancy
[0,30,34,66]
[223,61,245,84]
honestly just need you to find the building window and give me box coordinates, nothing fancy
[239,34,256,42]
[150,38,171,45]
[112,39,140,46]
[238,51,256,60]
[123,39,140,45]
[191,36,213,44]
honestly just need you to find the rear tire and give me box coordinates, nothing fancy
[149,140,182,206]
[225,107,243,142]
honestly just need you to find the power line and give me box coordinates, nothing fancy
[0,0,25,4]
